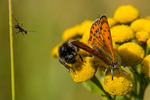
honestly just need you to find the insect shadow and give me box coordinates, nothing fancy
[13,17,35,35]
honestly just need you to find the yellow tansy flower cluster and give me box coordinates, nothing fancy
[62,20,93,41]
[141,55,150,78]
[111,25,134,43]
[102,70,133,96]
[114,5,139,23]
[51,4,150,98]
[118,42,145,66]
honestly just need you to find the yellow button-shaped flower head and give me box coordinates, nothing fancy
[102,70,133,96]
[114,5,139,23]
[62,25,80,41]
[135,31,150,44]
[71,57,97,83]
[62,20,93,41]
[78,20,93,34]
[111,25,134,43]
[118,42,145,66]
[107,18,118,27]
[147,38,150,49]
[51,42,63,58]
[141,55,150,78]
[81,30,90,44]
[130,19,150,32]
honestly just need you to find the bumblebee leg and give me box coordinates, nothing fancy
[78,54,83,62]
[59,59,70,69]
[59,59,76,73]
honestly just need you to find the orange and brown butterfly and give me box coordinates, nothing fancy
[72,15,125,80]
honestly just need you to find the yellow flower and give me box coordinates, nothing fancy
[147,38,150,49]
[113,42,117,50]
[118,42,145,66]
[62,25,80,41]
[78,20,93,34]
[62,20,93,41]
[51,42,63,58]
[113,5,139,23]
[111,25,134,43]
[71,57,97,83]
[135,31,150,44]
[130,18,150,32]
[81,30,90,44]
[141,55,150,78]
[145,16,150,20]
[102,70,133,96]
[107,18,118,27]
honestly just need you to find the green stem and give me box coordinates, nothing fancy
[90,76,112,100]
[134,73,148,100]
[8,0,15,100]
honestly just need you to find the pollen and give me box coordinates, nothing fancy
[111,25,134,43]
[113,5,139,23]
[141,55,150,78]
[102,70,133,96]
[135,31,150,44]
[118,42,145,66]
[71,57,97,83]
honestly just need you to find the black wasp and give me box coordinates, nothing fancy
[14,18,27,34]
[59,40,83,70]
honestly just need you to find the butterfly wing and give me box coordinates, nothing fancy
[99,15,114,60]
[88,15,114,64]
[71,40,109,63]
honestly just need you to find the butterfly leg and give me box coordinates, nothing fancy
[111,68,114,81]
[104,68,108,78]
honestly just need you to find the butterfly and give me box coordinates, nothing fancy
[71,15,125,80]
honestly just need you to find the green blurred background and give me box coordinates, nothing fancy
[0,0,150,100]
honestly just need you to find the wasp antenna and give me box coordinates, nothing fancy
[12,15,19,25]
[28,31,35,32]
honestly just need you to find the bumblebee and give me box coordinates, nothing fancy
[58,40,83,70]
